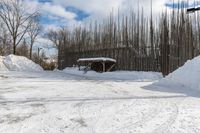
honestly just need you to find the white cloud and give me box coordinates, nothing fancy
[34,37,58,57]
[52,0,126,22]
[41,3,77,20]
[23,0,196,55]
[25,0,77,20]
[25,0,177,30]
[43,24,60,32]
[23,0,79,31]
[52,0,168,18]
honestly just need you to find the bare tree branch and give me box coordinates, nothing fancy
[0,0,39,54]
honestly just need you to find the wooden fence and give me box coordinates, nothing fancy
[59,46,160,73]
[58,43,199,76]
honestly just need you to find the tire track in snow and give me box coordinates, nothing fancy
[74,97,138,133]
[96,100,138,133]
[89,102,115,133]
[73,100,104,133]
[90,81,139,133]
[72,79,138,133]
[70,100,89,133]
[153,103,179,133]
[106,99,163,133]
[152,97,185,133]
[18,102,47,133]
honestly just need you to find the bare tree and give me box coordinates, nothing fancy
[16,38,29,57]
[46,29,60,62]
[0,0,39,54]
[46,30,60,47]
[0,22,10,55]
[46,27,69,69]
[28,16,41,59]
[46,1,200,75]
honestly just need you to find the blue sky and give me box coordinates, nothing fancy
[65,6,90,21]
[25,0,200,31]
[40,5,90,27]
[25,0,199,56]
[25,0,163,30]
[165,0,200,9]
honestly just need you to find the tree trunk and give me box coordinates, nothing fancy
[13,41,16,55]
[30,45,33,59]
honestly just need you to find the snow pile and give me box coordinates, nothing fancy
[0,56,8,71]
[62,67,162,81]
[155,56,200,91]
[0,55,43,72]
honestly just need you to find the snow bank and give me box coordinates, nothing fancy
[0,55,43,72]
[62,67,162,81]
[155,56,200,91]
[0,56,8,71]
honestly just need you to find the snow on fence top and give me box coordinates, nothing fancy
[77,57,116,63]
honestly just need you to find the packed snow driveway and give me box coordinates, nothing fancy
[0,71,200,133]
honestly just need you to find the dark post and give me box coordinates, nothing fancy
[37,47,42,65]
[187,7,200,14]
[103,61,105,72]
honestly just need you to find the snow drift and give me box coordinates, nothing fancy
[63,67,162,81]
[155,56,200,91]
[0,55,43,72]
[0,56,8,71]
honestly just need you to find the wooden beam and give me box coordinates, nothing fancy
[187,7,200,14]
[103,62,105,72]
[107,64,116,72]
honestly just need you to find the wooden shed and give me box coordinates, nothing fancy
[77,57,116,72]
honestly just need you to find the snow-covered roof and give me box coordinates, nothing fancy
[77,57,116,63]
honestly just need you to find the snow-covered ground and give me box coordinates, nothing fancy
[62,67,162,81]
[0,56,8,71]
[0,69,200,133]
